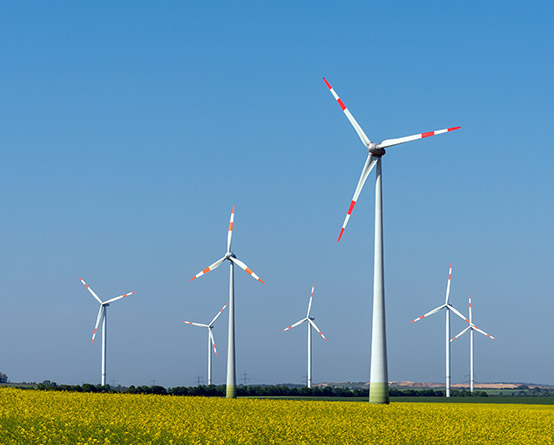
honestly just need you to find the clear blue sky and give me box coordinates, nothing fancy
[1,1,553,387]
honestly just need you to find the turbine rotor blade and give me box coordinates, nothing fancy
[229,256,264,283]
[410,304,446,324]
[79,277,103,304]
[282,318,307,332]
[449,305,471,324]
[190,256,226,281]
[104,291,136,305]
[323,78,372,147]
[469,294,472,323]
[377,126,461,149]
[91,305,104,344]
[308,319,327,341]
[227,205,235,253]
[445,263,453,304]
[337,155,378,242]
[209,303,228,326]
[474,325,497,341]
[306,283,315,318]
[182,321,209,328]
[450,326,471,342]
[209,329,217,356]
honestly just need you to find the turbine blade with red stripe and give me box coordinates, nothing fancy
[378,126,461,149]
[338,155,378,242]
[91,305,104,344]
[209,303,228,326]
[190,256,226,281]
[209,329,218,355]
[410,304,445,324]
[308,319,327,341]
[182,321,208,328]
[306,283,315,318]
[227,205,235,253]
[445,263,453,305]
[450,326,471,342]
[474,325,497,341]
[468,295,472,323]
[449,305,471,324]
[323,77,372,147]
[229,256,264,283]
[104,290,136,305]
[282,318,307,332]
[79,277,103,304]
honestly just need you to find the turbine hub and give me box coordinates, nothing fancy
[229,252,236,259]
[369,143,386,157]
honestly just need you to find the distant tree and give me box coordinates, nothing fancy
[0,372,8,383]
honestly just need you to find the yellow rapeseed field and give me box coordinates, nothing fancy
[0,387,553,444]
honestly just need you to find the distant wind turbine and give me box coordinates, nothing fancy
[324,77,460,404]
[190,205,264,398]
[282,284,327,388]
[410,264,468,397]
[79,277,136,386]
[182,303,228,385]
[451,295,497,393]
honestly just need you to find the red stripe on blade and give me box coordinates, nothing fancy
[337,98,346,111]
[422,131,434,138]
[323,78,332,89]
[448,126,461,131]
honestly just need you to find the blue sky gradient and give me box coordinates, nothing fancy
[1,1,553,387]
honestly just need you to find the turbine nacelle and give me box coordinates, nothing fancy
[368,144,386,157]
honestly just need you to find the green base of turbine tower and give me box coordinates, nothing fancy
[369,382,390,404]
[226,385,236,398]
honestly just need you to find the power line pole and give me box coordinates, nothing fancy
[194,375,204,386]
[240,371,251,386]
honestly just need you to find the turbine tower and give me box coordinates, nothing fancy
[410,264,469,397]
[281,284,327,388]
[190,205,264,398]
[182,303,228,385]
[324,77,460,404]
[451,294,497,393]
[79,277,136,386]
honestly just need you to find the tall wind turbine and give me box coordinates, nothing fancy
[190,205,264,398]
[324,77,460,404]
[451,294,497,393]
[410,264,469,397]
[182,303,228,385]
[79,277,136,386]
[281,284,327,388]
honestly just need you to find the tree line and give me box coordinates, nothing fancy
[27,381,489,397]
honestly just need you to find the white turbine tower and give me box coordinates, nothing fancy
[451,294,497,393]
[410,264,469,397]
[182,303,228,386]
[281,284,327,388]
[79,277,136,386]
[324,77,460,404]
[190,205,264,398]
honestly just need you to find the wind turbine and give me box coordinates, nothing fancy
[182,303,228,385]
[281,284,327,388]
[79,277,136,386]
[451,294,497,393]
[324,77,460,404]
[410,264,469,397]
[190,205,264,398]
